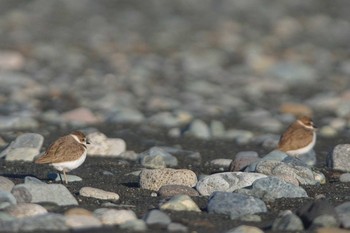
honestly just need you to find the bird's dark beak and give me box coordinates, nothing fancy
[86,140,91,144]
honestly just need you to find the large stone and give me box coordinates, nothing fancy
[0,176,15,192]
[87,131,126,157]
[160,195,201,212]
[139,168,197,191]
[327,144,350,172]
[79,187,119,201]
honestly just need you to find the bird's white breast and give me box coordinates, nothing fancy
[51,151,87,172]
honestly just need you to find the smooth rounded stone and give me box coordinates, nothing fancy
[61,107,101,124]
[47,172,82,183]
[224,225,264,233]
[79,187,119,201]
[261,149,288,161]
[210,159,232,172]
[272,210,304,231]
[94,208,137,225]
[0,115,39,130]
[158,185,199,197]
[335,202,350,228]
[327,144,350,172]
[160,195,201,212]
[320,126,338,137]
[224,129,254,145]
[239,214,262,222]
[196,172,267,196]
[2,133,43,161]
[0,213,68,232]
[207,192,267,219]
[139,168,197,191]
[107,108,145,124]
[256,160,320,185]
[253,134,280,150]
[167,222,188,232]
[139,146,178,168]
[87,131,126,157]
[340,173,350,182]
[24,176,46,185]
[65,215,102,229]
[0,50,25,70]
[157,147,202,165]
[210,120,225,138]
[117,150,138,161]
[11,183,78,206]
[5,203,47,218]
[143,209,171,226]
[229,151,259,171]
[185,119,211,139]
[119,219,147,231]
[65,207,92,216]
[147,111,192,128]
[268,61,317,84]
[311,215,339,228]
[0,190,17,209]
[238,176,308,202]
[0,176,15,192]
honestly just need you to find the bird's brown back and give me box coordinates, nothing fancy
[35,135,86,164]
[278,121,314,152]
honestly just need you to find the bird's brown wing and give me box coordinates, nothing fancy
[278,126,313,152]
[35,135,85,164]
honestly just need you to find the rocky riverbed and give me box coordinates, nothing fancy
[1,1,350,233]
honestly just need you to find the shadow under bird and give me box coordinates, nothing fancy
[35,131,90,184]
[277,115,317,156]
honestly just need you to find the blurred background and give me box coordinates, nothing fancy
[0,0,349,139]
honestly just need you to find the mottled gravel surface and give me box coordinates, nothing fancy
[1,1,350,233]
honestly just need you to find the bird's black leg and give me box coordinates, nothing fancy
[58,172,63,184]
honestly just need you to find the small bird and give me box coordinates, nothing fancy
[277,116,317,156]
[35,131,90,184]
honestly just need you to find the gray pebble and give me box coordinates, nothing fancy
[224,225,264,233]
[272,210,304,231]
[229,151,259,171]
[238,176,308,202]
[160,195,201,212]
[107,108,145,124]
[210,120,225,138]
[340,173,350,182]
[5,203,47,218]
[2,133,43,161]
[11,183,78,206]
[0,176,15,192]
[139,146,178,168]
[47,172,83,182]
[196,172,267,196]
[185,119,211,139]
[311,215,339,228]
[87,132,126,157]
[207,192,267,219]
[94,208,137,225]
[119,219,147,231]
[79,187,119,201]
[0,190,17,209]
[65,215,102,229]
[167,222,188,232]
[0,115,39,130]
[327,144,350,172]
[335,202,350,228]
[24,176,47,185]
[143,209,171,226]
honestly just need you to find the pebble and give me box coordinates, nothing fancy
[167,222,188,232]
[139,146,178,168]
[317,228,350,233]
[139,168,197,191]
[5,203,47,218]
[242,110,283,132]
[47,172,83,182]
[238,176,308,202]
[196,172,267,196]
[65,208,92,216]
[279,102,313,117]
[210,120,226,138]
[24,176,46,185]
[61,107,101,124]
[87,131,126,157]
[1,133,43,161]
[335,202,350,228]
[0,213,68,232]
[0,50,25,70]
[0,190,17,209]
[79,187,119,201]
[0,176,15,192]
[253,134,280,150]
[119,219,147,231]
[160,195,201,212]
[185,119,211,139]
[147,111,192,128]
[209,158,232,172]
[327,144,350,172]
[0,115,39,130]
[65,215,102,229]
[311,215,339,228]
[143,209,171,226]
[107,108,145,124]
[11,183,78,206]
[229,151,259,171]
[339,173,350,183]
[239,214,262,222]
[117,150,138,161]
[320,126,338,137]
[158,185,199,197]
[224,129,254,145]
[207,192,267,220]
[94,208,137,225]
[269,61,317,84]
[224,225,264,233]
[272,210,304,231]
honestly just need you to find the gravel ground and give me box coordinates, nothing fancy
[1,1,350,233]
